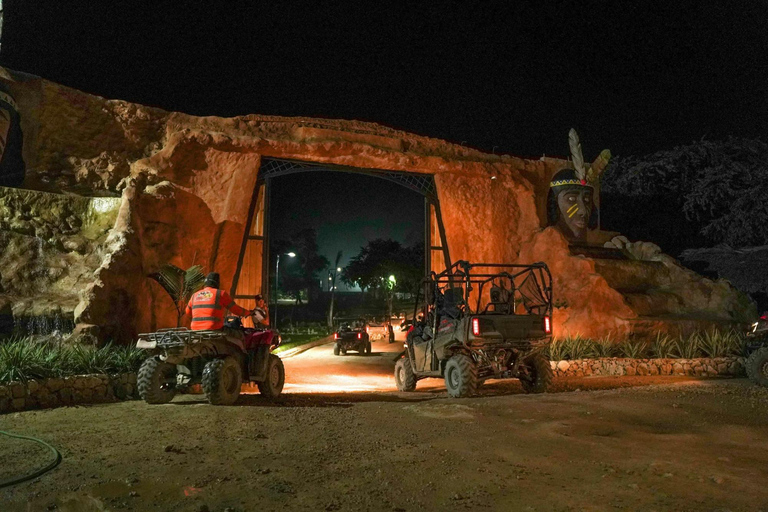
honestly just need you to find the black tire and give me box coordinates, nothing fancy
[394,358,417,392]
[746,347,768,387]
[519,353,553,394]
[333,343,340,356]
[443,354,477,398]
[257,354,285,398]
[365,342,372,355]
[137,356,177,404]
[202,356,242,405]
[341,347,347,355]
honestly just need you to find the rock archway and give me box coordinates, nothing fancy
[0,67,754,344]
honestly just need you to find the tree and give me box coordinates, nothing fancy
[148,264,206,327]
[271,229,329,305]
[602,137,768,249]
[341,239,423,296]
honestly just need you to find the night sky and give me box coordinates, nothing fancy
[2,1,766,261]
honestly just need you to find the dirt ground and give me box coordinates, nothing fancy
[2,336,768,512]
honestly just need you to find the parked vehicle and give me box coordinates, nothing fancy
[745,312,768,387]
[136,312,284,405]
[394,260,553,397]
[333,317,371,355]
[366,317,388,341]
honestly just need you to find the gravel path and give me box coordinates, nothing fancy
[1,337,767,511]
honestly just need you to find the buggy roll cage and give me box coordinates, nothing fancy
[412,260,553,321]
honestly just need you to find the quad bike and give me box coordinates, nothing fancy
[394,260,554,398]
[332,317,371,356]
[745,312,768,387]
[135,311,285,405]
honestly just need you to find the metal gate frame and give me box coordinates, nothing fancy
[231,158,451,301]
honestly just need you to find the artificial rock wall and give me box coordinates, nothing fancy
[0,67,755,344]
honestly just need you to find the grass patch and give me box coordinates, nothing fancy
[274,333,330,355]
[0,337,144,384]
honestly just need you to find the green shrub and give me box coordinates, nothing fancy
[651,333,677,358]
[699,328,742,358]
[0,337,145,384]
[675,332,703,359]
[547,337,568,361]
[618,339,648,359]
[590,335,616,358]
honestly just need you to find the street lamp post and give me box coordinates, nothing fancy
[274,251,296,329]
[327,266,342,327]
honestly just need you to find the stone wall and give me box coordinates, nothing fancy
[0,372,137,413]
[550,356,745,378]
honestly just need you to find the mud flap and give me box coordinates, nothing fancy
[248,345,271,381]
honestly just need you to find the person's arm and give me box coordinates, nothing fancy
[185,296,194,318]
[220,290,249,316]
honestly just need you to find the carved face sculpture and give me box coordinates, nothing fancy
[556,187,593,240]
[547,168,597,243]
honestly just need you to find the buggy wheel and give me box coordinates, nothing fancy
[443,354,477,398]
[365,342,372,355]
[138,356,177,404]
[519,353,553,394]
[341,347,347,355]
[257,354,285,398]
[333,343,340,356]
[394,358,417,392]
[746,347,768,387]
[202,356,242,405]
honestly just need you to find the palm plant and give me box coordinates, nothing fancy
[148,264,206,327]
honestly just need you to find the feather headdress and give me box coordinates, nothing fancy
[550,129,611,188]
[568,128,586,183]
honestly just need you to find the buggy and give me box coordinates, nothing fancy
[745,312,768,387]
[136,312,284,405]
[332,317,371,355]
[394,260,554,397]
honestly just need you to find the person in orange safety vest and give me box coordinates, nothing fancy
[186,272,250,330]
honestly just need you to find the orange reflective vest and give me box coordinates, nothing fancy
[185,287,249,330]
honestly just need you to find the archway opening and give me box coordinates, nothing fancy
[230,158,450,330]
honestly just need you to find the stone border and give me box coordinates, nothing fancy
[0,356,748,413]
[550,356,746,378]
[0,373,137,414]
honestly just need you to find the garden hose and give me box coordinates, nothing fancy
[0,430,61,488]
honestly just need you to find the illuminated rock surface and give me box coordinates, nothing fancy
[0,67,754,342]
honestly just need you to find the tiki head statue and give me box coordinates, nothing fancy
[546,129,611,243]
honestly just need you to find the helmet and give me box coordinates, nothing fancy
[204,272,220,288]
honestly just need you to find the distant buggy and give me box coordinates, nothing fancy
[395,261,554,397]
[745,312,768,387]
[332,317,372,356]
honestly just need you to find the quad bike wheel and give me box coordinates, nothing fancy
[746,347,768,387]
[365,342,372,355]
[333,343,340,356]
[257,354,285,398]
[202,356,242,405]
[519,353,553,394]
[444,353,477,398]
[394,358,417,392]
[137,356,177,404]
